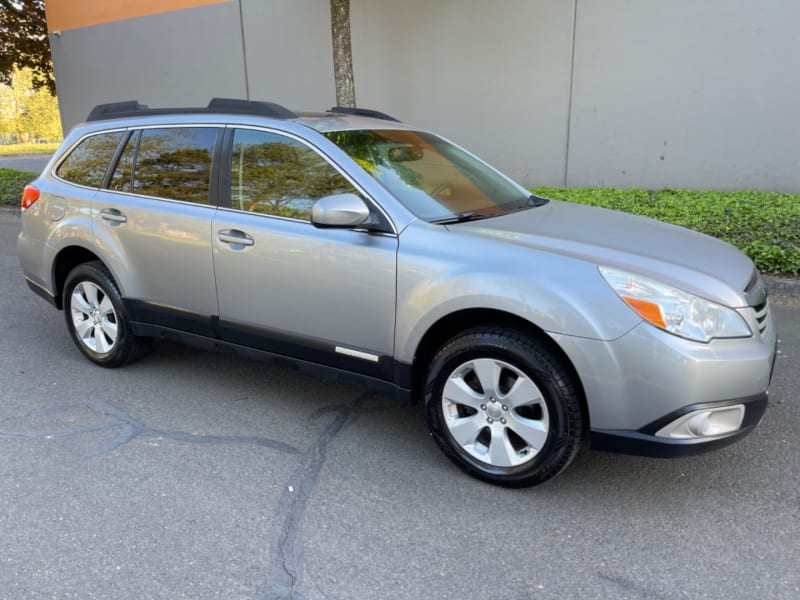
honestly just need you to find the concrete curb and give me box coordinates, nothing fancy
[764,276,800,307]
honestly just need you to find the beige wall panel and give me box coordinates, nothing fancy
[568,0,800,191]
[48,0,800,190]
[349,0,575,187]
[240,0,336,110]
[50,2,247,129]
[46,0,232,33]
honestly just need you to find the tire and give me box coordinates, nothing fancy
[63,261,151,367]
[424,327,584,487]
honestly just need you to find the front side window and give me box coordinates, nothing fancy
[230,129,356,220]
[324,129,531,221]
[56,131,124,188]
[107,127,217,204]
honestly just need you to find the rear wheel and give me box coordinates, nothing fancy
[424,327,584,487]
[63,261,150,367]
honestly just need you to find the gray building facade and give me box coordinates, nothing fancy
[47,0,800,191]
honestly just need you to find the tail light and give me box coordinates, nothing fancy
[21,185,40,209]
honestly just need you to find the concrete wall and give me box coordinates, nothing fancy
[48,0,800,192]
[567,0,800,191]
[50,1,248,128]
[349,0,574,188]
[50,0,335,129]
[239,0,335,109]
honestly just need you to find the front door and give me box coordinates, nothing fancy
[212,128,397,379]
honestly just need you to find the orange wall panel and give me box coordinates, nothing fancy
[45,0,233,33]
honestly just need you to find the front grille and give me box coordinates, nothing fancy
[744,271,770,338]
[752,298,770,336]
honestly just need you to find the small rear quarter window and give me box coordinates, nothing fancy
[56,131,124,188]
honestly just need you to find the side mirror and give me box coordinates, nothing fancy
[311,193,370,228]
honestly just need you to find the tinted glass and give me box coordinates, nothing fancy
[108,130,138,193]
[128,127,217,204]
[324,129,530,221]
[56,131,124,187]
[231,129,355,220]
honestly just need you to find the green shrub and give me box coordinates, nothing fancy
[0,168,37,207]
[532,187,800,276]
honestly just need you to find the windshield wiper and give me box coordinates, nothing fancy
[528,194,550,207]
[430,212,493,225]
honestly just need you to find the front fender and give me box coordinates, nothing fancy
[394,226,640,363]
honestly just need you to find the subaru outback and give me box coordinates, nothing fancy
[18,98,777,486]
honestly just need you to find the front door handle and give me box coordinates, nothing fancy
[217,229,254,247]
[99,208,127,224]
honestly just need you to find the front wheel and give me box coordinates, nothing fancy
[424,327,585,487]
[63,261,150,367]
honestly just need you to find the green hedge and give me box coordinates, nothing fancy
[0,168,37,207]
[532,187,800,276]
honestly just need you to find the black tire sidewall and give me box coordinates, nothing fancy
[62,262,134,367]
[424,329,581,487]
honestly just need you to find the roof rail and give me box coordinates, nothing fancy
[207,97,297,119]
[328,107,401,122]
[86,101,149,122]
[86,98,298,122]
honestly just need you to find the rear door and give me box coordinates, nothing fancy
[93,125,221,334]
[212,127,398,379]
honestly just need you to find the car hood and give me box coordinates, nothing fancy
[453,200,755,307]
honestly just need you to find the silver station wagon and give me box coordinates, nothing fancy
[18,99,777,486]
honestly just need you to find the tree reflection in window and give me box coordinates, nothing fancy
[57,131,124,188]
[129,128,217,204]
[231,129,355,220]
[108,130,138,193]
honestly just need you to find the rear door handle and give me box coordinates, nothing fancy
[99,208,127,224]
[217,229,254,247]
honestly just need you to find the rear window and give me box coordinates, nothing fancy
[56,131,124,188]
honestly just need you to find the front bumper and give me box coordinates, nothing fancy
[550,313,777,457]
[590,394,768,457]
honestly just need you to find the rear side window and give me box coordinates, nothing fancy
[56,131,124,188]
[107,127,218,204]
[108,130,138,193]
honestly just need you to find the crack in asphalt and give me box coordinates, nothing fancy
[258,392,397,600]
[1,393,399,599]
[597,571,672,600]
[0,401,302,456]
[260,405,352,600]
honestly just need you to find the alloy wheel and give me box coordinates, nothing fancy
[70,281,118,354]
[441,357,550,468]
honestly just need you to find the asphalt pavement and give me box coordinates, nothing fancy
[0,154,51,174]
[1,213,798,599]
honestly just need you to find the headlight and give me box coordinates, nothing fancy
[599,267,751,343]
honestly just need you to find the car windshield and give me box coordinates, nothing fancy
[323,129,531,222]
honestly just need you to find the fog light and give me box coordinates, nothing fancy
[656,405,745,439]
[687,412,715,436]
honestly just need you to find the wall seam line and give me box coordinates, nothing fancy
[238,0,250,100]
[564,0,578,187]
